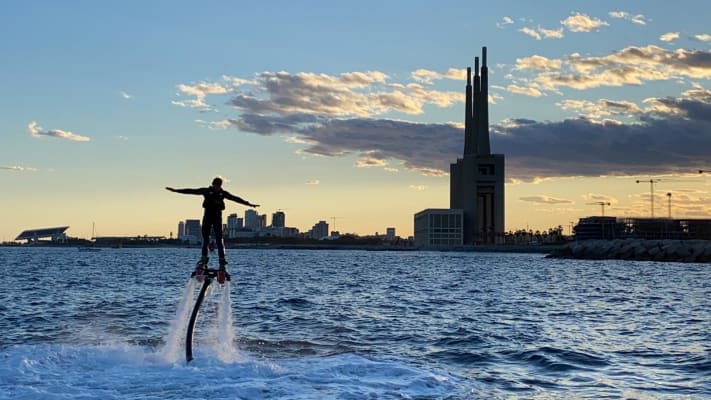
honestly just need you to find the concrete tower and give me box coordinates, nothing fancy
[450,46,505,244]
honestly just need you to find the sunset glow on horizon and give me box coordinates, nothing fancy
[2,1,711,241]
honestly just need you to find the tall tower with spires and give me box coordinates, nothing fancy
[450,46,505,244]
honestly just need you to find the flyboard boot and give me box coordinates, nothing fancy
[192,256,209,281]
[217,258,230,284]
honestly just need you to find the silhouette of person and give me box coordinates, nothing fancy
[166,177,259,272]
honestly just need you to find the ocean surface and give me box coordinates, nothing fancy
[0,247,709,399]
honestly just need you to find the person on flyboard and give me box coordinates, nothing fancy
[166,177,259,283]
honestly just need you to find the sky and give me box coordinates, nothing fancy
[2,0,711,241]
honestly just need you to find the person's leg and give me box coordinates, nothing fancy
[201,214,211,258]
[213,214,229,283]
[214,214,226,263]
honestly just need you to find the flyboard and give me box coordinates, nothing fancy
[185,265,231,362]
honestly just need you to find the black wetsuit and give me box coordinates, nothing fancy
[171,187,252,260]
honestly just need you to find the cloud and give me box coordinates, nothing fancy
[509,46,711,95]
[199,79,711,180]
[306,179,320,185]
[520,195,574,204]
[694,34,711,42]
[172,82,229,111]
[497,16,514,28]
[195,119,233,130]
[411,68,465,84]
[227,113,322,135]
[215,115,459,175]
[557,98,643,120]
[506,84,544,97]
[225,71,460,117]
[539,27,564,39]
[120,91,133,99]
[295,118,459,176]
[182,89,711,181]
[174,59,711,181]
[217,85,710,181]
[519,27,541,40]
[662,190,711,216]
[608,11,647,25]
[519,26,564,40]
[514,55,562,71]
[409,185,427,191]
[561,12,608,32]
[1,165,37,172]
[355,155,388,168]
[175,69,466,130]
[27,121,90,142]
[660,32,680,42]
[582,193,618,204]
[492,91,711,179]
[626,187,711,217]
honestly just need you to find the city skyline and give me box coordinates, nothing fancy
[175,209,356,241]
[2,1,711,241]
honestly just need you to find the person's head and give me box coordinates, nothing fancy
[211,176,223,188]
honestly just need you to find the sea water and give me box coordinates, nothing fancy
[0,247,709,399]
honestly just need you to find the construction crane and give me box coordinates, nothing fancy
[636,179,662,218]
[635,178,694,218]
[330,216,343,232]
[587,201,611,216]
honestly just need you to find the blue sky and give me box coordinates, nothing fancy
[2,0,711,240]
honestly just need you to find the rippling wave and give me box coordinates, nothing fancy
[1,247,709,399]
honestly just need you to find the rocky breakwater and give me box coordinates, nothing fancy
[547,239,711,262]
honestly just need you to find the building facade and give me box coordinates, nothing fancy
[310,220,329,239]
[414,209,463,247]
[449,47,505,244]
[226,213,244,239]
[575,217,711,240]
[272,211,286,228]
[177,221,185,239]
[415,46,505,247]
[183,219,201,244]
[15,226,70,243]
[386,227,396,241]
[244,209,260,231]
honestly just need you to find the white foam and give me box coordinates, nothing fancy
[155,278,196,363]
[155,276,241,365]
[1,344,463,399]
[214,282,238,362]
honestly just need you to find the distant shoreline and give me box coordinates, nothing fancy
[6,240,711,262]
[0,241,558,254]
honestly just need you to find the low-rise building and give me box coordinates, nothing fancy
[414,209,463,247]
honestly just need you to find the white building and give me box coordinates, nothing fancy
[244,209,260,231]
[178,221,185,239]
[226,213,243,239]
[386,227,396,241]
[414,209,463,247]
[310,220,329,239]
[272,211,286,228]
[182,219,201,244]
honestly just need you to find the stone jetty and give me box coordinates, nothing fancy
[547,239,711,263]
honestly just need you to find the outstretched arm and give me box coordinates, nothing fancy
[224,191,259,208]
[165,187,205,195]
